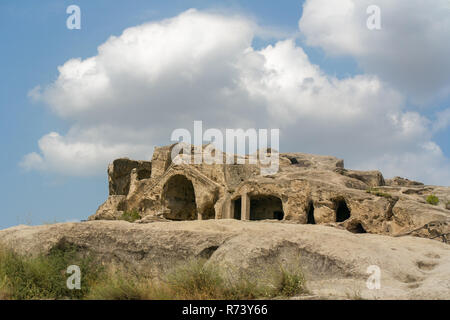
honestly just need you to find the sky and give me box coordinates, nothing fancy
[0,0,449,229]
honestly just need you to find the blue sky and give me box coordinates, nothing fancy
[1,0,449,229]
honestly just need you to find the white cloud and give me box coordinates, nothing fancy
[362,142,450,186]
[20,132,152,176]
[24,9,450,185]
[299,0,450,104]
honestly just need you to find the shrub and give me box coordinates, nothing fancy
[120,210,141,222]
[426,195,439,206]
[0,245,104,300]
[275,265,308,297]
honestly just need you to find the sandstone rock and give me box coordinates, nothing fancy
[386,176,424,187]
[89,144,450,243]
[335,168,385,187]
[0,220,448,300]
[108,158,152,196]
[92,195,126,220]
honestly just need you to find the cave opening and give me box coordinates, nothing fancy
[250,195,284,221]
[307,201,315,224]
[162,175,197,221]
[348,222,367,234]
[334,198,351,222]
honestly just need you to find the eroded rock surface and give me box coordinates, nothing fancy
[90,144,450,243]
[0,220,448,300]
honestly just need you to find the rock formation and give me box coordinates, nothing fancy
[90,144,450,243]
[1,144,449,299]
[0,220,449,299]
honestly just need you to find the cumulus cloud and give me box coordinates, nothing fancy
[24,9,450,185]
[299,0,450,104]
[20,132,152,176]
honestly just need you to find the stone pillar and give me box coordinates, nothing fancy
[228,199,234,219]
[197,212,203,220]
[241,193,250,221]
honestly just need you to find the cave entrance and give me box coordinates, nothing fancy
[334,198,351,222]
[307,201,315,224]
[233,197,242,220]
[162,175,197,221]
[347,222,367,234]
[250,195,284,221]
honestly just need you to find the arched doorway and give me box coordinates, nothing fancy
[250,195,284,220]
[162,175,197,220]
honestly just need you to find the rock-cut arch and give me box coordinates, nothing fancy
[250,195,284,220]
[162,175,197,221]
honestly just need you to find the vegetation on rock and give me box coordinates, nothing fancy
[426,195,439,206]
[0,245,103,299]
[0,246,308,300]
[366,188,393,199]
[120,210,141,222]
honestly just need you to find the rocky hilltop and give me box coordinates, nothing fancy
[90,144,450,242]
[1,145,449,299]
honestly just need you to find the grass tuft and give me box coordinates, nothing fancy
[275,265,308,297]
[426,195,439,206]
[366,188,392,199]
[120,210,141,222]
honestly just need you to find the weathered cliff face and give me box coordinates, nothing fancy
[89,144,450,243]
[108,159,152,196]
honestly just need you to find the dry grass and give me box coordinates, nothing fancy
[0,246,308,300]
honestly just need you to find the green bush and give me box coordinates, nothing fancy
[0,245,104,299]
[120,210,141,222]
[426,195,439,206]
